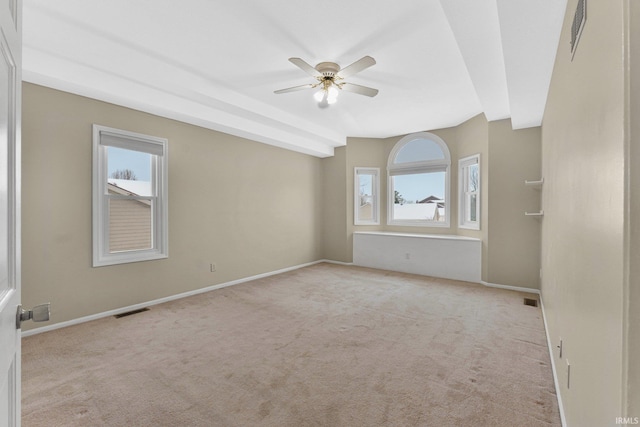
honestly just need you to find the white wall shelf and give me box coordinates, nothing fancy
[525,178,544,217]
[525,178,544,188]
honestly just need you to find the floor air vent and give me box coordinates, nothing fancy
[114,307,150,318]
[524,298,538,308]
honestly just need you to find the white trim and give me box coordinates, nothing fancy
[354,231,479,242]
[524,178,544,187]
[387,132,451,228]
[458,154,480,230]
[21,260,346,337]
[354,167,380,225]
[322,259,355,266]
[540,298,568,427]
[92,125,169,267]
[480,280,540,295]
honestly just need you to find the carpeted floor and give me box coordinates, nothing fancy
[22,263,561,426]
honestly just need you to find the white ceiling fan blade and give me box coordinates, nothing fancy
[274,83,315,94]
[340,83,379,97]
[337,56,376,79]
[288,57,323,78]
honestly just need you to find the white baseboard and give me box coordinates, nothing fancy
[321,259,354,266]
[480,280,541,295]
[540,298,567,427]
[22,259,336,337]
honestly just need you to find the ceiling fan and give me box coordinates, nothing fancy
[274,56,379,108]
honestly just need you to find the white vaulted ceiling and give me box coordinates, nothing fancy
[22,0,567,157]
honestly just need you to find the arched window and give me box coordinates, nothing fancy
[387,132,451,227]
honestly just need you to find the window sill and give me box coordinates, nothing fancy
[387,220,450,228]
[93,251,168,267]
[354,231,480,242]
[459,223,480,230]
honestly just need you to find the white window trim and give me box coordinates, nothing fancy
[354,167,380,225]
[92,125,169,267]
[387,132,451,227]
[458,153,480,230]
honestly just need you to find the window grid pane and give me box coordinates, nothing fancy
[394,139,445,163]
[108,197,153,253]
[469,194,478,222]
[355,168,379,225]
[459,154,480,229]
[358,173,374,221]
[468,164,479,192]
[392,172,446,222]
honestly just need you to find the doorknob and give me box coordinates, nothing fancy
[16,303,51,329]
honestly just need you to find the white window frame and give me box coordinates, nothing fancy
[354,167,380,225]
[387,132,451,227]
[458,154,480,230]
[92,125,168,267]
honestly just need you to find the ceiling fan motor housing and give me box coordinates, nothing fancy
[315,62,341,79]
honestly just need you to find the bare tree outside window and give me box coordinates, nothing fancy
[110,169,138,180]
[469,164,479,192]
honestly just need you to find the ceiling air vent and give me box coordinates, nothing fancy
[570,0,586,60]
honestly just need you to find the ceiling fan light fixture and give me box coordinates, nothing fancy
[314,82,339,106]
[275,56,377,106]
[327,85,339,104]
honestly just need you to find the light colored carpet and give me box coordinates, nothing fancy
[22,263,561,426]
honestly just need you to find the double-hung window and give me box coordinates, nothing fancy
[354,167,380,225]
[458,154,480,230]
[92,125,168,266]
[387,132,451,227]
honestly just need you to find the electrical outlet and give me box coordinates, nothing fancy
[210,263,216,272]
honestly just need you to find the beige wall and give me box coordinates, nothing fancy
[627,0,640,416]
[345,136,391,261]
[487,121,541,289]
[337,116,540,289]
[22,83,324,330]
[321,146,349,263]
[541,0,628,424]
[457,115,489,278]
[23,82,545,335]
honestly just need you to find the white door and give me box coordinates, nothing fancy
[0,0,21,425]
